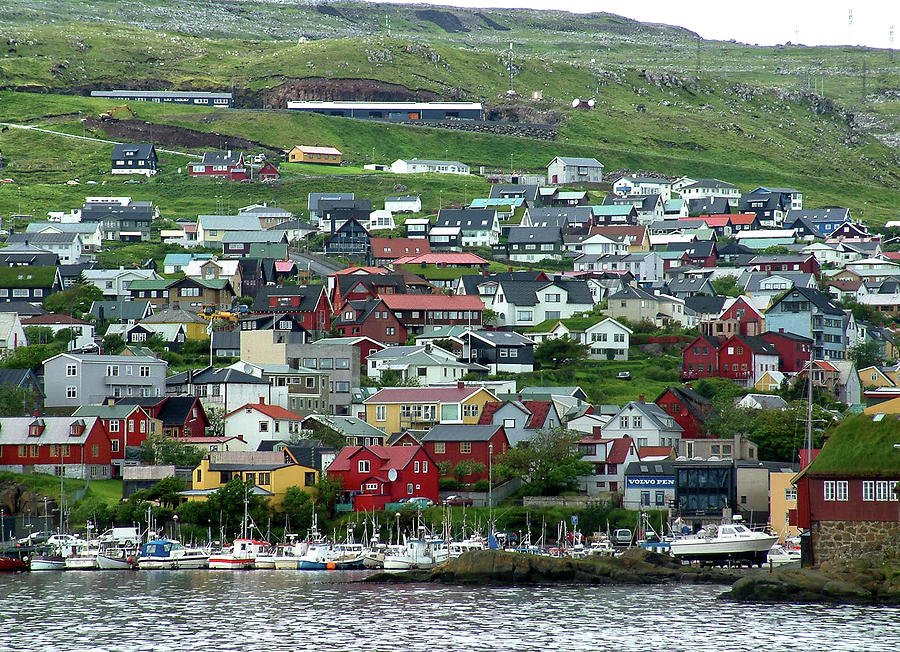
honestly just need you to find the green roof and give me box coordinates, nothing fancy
[805,414,900,477]
[527,315,601,333]
[248,243,288,259]
[129,279,174,291]
[0,266,57,288]
[73,404,143,419]
[193,278,230,290]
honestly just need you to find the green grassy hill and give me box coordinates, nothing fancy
[0,2,897,223]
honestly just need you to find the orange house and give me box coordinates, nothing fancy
[288,145,342,165]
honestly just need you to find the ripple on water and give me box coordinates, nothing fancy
[1,572,898,651]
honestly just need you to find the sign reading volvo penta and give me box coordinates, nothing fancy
[626,476,675,489]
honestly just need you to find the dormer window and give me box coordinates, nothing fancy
[69,419,86,437]
[29,419,45,437]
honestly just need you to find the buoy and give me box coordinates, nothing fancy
[326,562,336,570]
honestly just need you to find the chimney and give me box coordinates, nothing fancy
[457,381,465,390]
[259,397,265,405]
[638,394,645,403]
[592,425,602,439]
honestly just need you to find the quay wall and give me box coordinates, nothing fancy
[813,520,900,563]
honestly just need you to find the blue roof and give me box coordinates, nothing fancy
[469,197,524,209]
[163,253,213,266]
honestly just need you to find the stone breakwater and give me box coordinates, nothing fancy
[365,548,740,586]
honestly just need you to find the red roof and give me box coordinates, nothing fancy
[590,225,646,239]
[225,403,304,420]
[365,386,488,404]
[392,253,489,266]
[698,215,731,228]
[884,252,900,261]
[521,400,552,429]
[606,438,636,464]
[328,445,420,473]
[333,266,388,276]
[638,446,675,460]
[379,293,485,311]
[728,213,758,225]
[370,238,431,259]
[275,261,295,272]
[477,401,503,425]
[179,436,243,443]
[22,313,89,325]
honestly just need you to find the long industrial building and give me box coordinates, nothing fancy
[90,90,233,107]
[285,101,483,121]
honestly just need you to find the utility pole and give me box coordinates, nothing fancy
[890,25,895,62]
[695,35,701,75]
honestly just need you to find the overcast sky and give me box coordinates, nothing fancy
[371,1,898,49]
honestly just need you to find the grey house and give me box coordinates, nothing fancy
[546,156,603,185]
[110,143,158,177]
[81,198,155,242]
[43,353,167,408]
[287,340,361,416]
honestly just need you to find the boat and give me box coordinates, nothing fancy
[64,540,100,570]
[383,538,446,570]
[30,553,66,571]
[767,544,802,566]
[272,540,312,570]
[138,540,210,570]
[448,537,486,558]
[0,551,28,572]
[296,542,366,570]
[669,518,777,566]
[96,550,138,570]
[208,538,268,570]
[96,526,142,570]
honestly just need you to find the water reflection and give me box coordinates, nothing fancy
[0,571,897,651]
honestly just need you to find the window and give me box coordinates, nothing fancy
[109,420,120,433]
[106,365,120,377]
[386,327,396,336]
[641,491,650,506]
[302,358,317,369]
[407,483,414,495]
[111,439,120,453]
[180,287,201,297]
[462,404,479,418]
[434,442,445,454]
[619,416,628,429]
[460,442,472,454]
[336,358,350,369]
[12,289,29,298]
[784,487,797,501]
[365,482,379,491]
[516,310,533,321]
[655,491,666,506]
[376,405,386,421]
[91,445,99,457]
[414,461,420,473]
[334,381,350,393]
[140,366,150,377]
[258,473,271,485]
[545,294,561,302]
[358,460,370,473]
[30,445,38,457]
[863,481,876,501]
[66,386,77,399]
[633,416,642,428]
[259,421,269,432]
[66,364,77,377]
[836,481,848,501]
[876,480,894,501]
[503,418,516,429]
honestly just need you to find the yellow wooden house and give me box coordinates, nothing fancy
[363,385,498,436]
[769,471,800,542]
[288,145,342,165]
[185,451,318,507]
[858,365,896,390]
[754,370,785,393]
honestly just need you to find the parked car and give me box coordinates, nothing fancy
[17,530,53,545]
[616,371,632,380]
[406,497,434,508]
[47,534,80,546]
[442,495,473,507]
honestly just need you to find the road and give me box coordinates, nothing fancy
[0,122,201,158]
[290,250,342,278]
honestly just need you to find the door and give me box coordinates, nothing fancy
[551,174,558,184]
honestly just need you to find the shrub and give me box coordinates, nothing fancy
[439,478,460,491]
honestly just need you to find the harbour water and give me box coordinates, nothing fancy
[1,571,898,651]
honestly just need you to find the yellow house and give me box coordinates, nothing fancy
[754,370,786,393]
[863,388,900,415]
[288,145,342,165]
[140,308,210,340]
[858,365,896,390]
[186,451,318,507]
[363,385,498,436]
[769,471,800,542]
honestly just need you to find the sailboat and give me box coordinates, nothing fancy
[209,485,268,570]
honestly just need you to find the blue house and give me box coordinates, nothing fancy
[764,287,848,361]
[785,208,852,238]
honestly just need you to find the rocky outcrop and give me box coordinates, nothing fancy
[721,548,900,605]
[83,119,280,153]
[366,548,740,586]
[0,481,56,517]
[256,78,439,109]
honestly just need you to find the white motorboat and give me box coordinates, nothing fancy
[208,538,268,570]
[383,538,447,570]
[138,540,210,570]
[767,544,802,566]
[669,519,777,566]
[64,541,100,570]
[29,554,66,571]
[448,537,485,558]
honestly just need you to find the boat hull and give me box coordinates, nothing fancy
[273,558,299,570]
[97,554,136,570]
[0,556,28,572]
[64,557,98,570]
[30,557,66,571]
[670,535,777,564]
[208,557,255,570]
[138,556,209,570]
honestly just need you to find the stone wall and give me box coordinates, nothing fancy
[812,520,900,564]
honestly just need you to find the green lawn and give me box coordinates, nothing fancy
[0,471,123,507]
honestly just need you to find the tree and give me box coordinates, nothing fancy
[140,432,204,468]
[0,385,41,416]
[102,333,126,355]
[762,245,790,255]
[312,474,343,519]
[482,308,499,326]
[451,460,486,484]
[534,337,588,369]
[747,403,831,462]
[710,274,741,298]
[143,476,187,510]
[376,369,420,387]
[205,407,225,438]
[44,282,103,318]
[493,427,591,496]
[279,486,314,534]
[848,340,881,370]
[206,477,270,539]
[0,343,65,371]
[23,326,55,344]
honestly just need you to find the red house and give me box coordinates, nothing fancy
[654,386,713,439]
[421,424,510,483]
[327,444,438,511]
[333,298,408,344]
[717,334,780,385]
[681,334,721,380]
[369,238,431,266]
[747,254,820,276]
[116,396,209,438]
[188,150,248,181]
[760,331,813,373]
[379,293,485,332]
[257,162,281,183]
[793,416,900,565]
[701,296,763,338]
[0,416,113,478]
[72,403,159,454]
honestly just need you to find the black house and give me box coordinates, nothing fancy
[110,143,158,176]
[324,217,371,257]
[461,329,535,373]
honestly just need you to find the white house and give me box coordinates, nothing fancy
[574,252,664,284]
[674,178,740,206]
[581,234,630,256]
[0,313,27,353]
[583,318,632,361]
[602,401,683,453]
[367,345,465,384]
[488,279,594,328]
[367,210,396,231]
[577,435,640,495]
[223,402,305,451]
[25,222,104,251]
[6,232,83,264]
[385,195,422,213]
[391,158,470,175]
[435,209,500,247]
[612,176,673,202]
[546,156,603,185]
[82,268,162,300]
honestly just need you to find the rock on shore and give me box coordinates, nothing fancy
[720,554,900,605]
[366,548,740,586]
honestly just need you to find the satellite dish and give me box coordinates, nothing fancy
[387,468,398,482]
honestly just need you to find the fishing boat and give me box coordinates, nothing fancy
[271,539,312,570]
[64,540,100,570]
[29,552,66,571]
[383,538,446,570]
[0,550,28,572]
[138,540,210,570]
[208,538,269,570]
[96,549,138,570]
[669,518,777,566]
[448,537,486,558]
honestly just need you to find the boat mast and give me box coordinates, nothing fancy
[805,349,814,465]
[242,483,249,540]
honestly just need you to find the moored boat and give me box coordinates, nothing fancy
[0,553,28,572]
[208,539,268,570]
[138,540,209,570]
[30,554,66,571]
[669,519,777,566]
